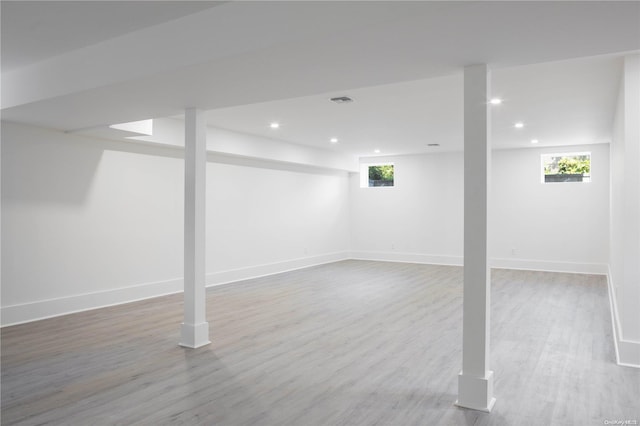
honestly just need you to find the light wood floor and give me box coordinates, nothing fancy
[2,260,639,425]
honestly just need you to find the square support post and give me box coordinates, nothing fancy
[180,108,210,348]
[456,64,496,412]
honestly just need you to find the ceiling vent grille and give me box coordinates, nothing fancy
[330,96,353,104]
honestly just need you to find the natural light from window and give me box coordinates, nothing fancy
[541,152,591,183]
[360,163,395,188]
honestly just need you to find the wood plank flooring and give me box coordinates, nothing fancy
[2,260,639,425]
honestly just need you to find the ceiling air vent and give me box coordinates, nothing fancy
[330,96,353,104]
[428,143,440,147]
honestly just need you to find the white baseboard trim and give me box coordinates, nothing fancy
[349,251,463,266]
[491,258,608,275]
[206,252,350,288]
[350,251,608,275]
[617,340,640,368]
[0,252,350,327]
[1,277,184,327]
[0,252,617,329]
[606,268,640,368]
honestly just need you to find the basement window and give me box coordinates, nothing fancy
[542,152,591,183]
[360,163,394,188]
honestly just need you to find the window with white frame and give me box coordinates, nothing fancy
[541,152,591,183]
[360,163,394,188]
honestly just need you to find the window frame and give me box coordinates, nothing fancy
[540,151,591,184]
[360,162,395,188]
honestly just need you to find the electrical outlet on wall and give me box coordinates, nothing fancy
[391,243,396,251]
[511,248,517,256]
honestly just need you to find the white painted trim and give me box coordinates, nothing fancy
[491,258,608,275]
[617,341,640,369]
[0,278,184,327]
[606,267,640,368]
[179,322,211,349]
[206,252,350,287]
[349,251,463,266]
[0,252,350,327]
[455,370,496,413]
[607,267,623,365]
[351,251,608,275]
[2,253,623,331]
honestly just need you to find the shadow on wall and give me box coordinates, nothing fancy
[206,151,347,177]
[1,120,345,208]
[1,122,184,205]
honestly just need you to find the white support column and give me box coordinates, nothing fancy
[180,108,210,348]
[455,64,496,412]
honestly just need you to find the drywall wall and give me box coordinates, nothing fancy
[1,121,350,325]
[205,157,350,283]
[610,54,640,366]
[130,117,359,172]
[0,119,615,326]
[350,145,610,273]
[350,153,464,265]
[491,144,609,272]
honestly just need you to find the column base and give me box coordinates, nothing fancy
[455,370,496,413]
[179,322,210,348]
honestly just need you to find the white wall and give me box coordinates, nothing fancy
[130,117,359,172]
[609,54,640,366]
[350,145,610,274]
[1,123,184,306]
[350,153,464,265]
[205,157,350,282]
[492,144,609,273]
[1,121,350,325]
[0,120,617,327]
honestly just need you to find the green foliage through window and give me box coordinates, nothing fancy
[368,165,394,187]
[542,153,591,183]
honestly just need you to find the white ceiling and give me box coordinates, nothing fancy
[1,1,638,157]
[205,55,622,156]
[0,1,223,72]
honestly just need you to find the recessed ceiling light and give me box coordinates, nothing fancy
[514,122,524,129]
[269,122,280,129]
[489,98,502,105]
[330,138,338,143]
[531,139,539,144]
[374,149,381,154]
